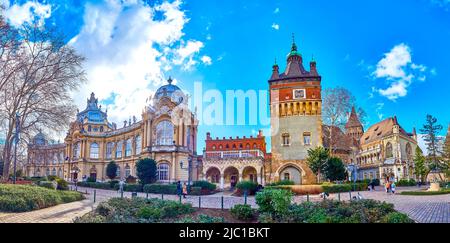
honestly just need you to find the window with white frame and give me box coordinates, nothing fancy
[116,141,123,158]
[282,133,290,146]
[156,121,174,145]
[106,142,114,159]
[135,135,142,155]
[125,139,132,157]
[303,132,311,146]
[157,163,170,182]
[90,143,99,159]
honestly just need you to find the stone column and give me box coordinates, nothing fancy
[257,173,262,185]
[220,175,224,189]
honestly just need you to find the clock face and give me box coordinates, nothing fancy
[293,89,306,100]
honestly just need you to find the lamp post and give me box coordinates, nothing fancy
[13,113,20,184]
[347,163,358,192]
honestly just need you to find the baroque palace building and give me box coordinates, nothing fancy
[26,37,420,187]
[26,78,200,183]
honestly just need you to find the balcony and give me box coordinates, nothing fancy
[204,149,264,160]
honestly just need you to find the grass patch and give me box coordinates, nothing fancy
[0,184,84,212]
[400,189,450,196]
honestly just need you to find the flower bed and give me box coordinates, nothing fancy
[0,184,84,212]
[255,188,414,223]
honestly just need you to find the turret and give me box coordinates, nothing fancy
[270,59,279,80]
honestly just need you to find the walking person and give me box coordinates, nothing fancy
[391,182,396,194]
[385,181,390,194]
[176,181,182,197]
[182,182,188,199]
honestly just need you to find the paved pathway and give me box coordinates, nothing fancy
[0,186,448,223]
[0,200,96,223]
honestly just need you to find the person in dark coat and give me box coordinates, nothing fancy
[176,181,182,196]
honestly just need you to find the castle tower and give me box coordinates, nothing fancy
[268,35,322,185]
[345,106,364,144]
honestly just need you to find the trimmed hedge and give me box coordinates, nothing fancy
[113,184,143,192]
[236,181,258,195]
[39,181,57,190]
[0,185,84,212]
[192,181,216,191]
[76,182,112,190]
[396,179,416,187]
[266,180,295,187]
[144,184,178,194]
[322,184,352,193]
[230,204,255,221]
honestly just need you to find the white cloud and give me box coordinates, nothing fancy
[271,23,280,30]
[69,0,204,124]
[174,40,204,70]
[274,8,280,14]
[372,43,428,101]
[375,102,384,120]
[2,1,52,27]
[201,55,212,66]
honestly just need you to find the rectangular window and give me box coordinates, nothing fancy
[303,132,311,146]
[282,133,290,146]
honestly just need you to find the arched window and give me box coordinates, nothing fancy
[125,164,131,178]
[405,143,412,160]
[125,139,132,157]
[90,143,99,159]
[106,142,114,159]
[116,141,123,158]
[46,168,50,176]
[52,168,57,176]
[88,125,92,132]
[253,143,258,149]
[212,145,216,150]
[246,143,250,149]
[58,168,62,178]
[156,121,174,145]
[282,133,290,146]
[53,154,57,165]
[219,145,223,150]
[36,169,41,177]
[386,142,393,158]
[157,163,170,182]
[135,135,142,155]
[73,142,81,159]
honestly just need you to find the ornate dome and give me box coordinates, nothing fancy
[154,77,184,104]
[77,92,108,124]
[33,131,47,145]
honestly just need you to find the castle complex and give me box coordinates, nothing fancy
[25,38,419,187]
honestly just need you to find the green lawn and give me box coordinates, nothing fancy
[0,184,84,212]
[400,189,450,196]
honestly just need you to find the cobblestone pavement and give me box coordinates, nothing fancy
[0,186,448,223]
[0,200,96,223]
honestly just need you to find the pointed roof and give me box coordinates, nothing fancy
[360,117,410,145]
[345,107,362,129]
[269,35,320,81]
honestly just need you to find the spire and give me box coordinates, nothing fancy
[167,76,173,85]
[291,33,297,52]
[346,106,362,129]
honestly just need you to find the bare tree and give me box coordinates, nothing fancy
[0,21,86,179]
[322,87,366,155]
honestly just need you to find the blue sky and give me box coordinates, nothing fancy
[1,0,450,152]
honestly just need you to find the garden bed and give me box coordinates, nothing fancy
[0,184,84,212]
